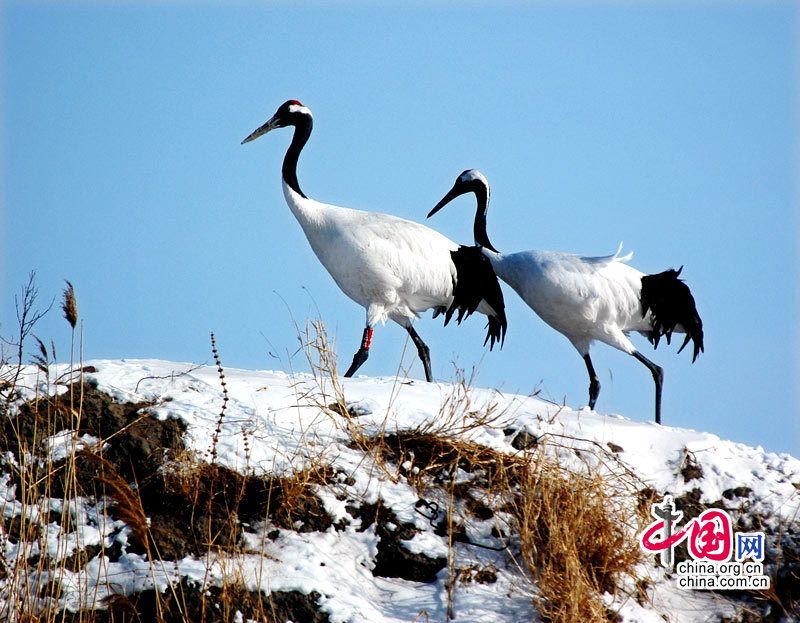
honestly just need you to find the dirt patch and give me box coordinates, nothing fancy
[6,383,185,504]
[136,462,335,559]
[354,500,446,583]
[673,487,704,519]
[773,556,800,621]
[3,382,173,466]
[4,385,336,562]
[63,580,330,623]
[680,452,704,482]
[722,486,753,501]
[636,487,659,516]
[458,564,498,585]
[506,428,538,451]
[375,432,526,491]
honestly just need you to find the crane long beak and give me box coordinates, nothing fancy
[428,185,466,218]
[241,116,279,145]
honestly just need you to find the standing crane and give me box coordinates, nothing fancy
[242,102,506,381]
[428,169,703,423]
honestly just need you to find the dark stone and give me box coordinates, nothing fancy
[510,430,538,451]
[680,453,704,482]
[722,487,753,500]
[369,503,446,583]
[471,502,494,521]
[62,580,330,623]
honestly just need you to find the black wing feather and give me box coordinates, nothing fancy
[444,246,507,350]
[640,267,704,362]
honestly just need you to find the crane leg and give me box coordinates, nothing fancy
[406,325,433,382]
[632,351,664,424]
[583,354,601,409]
[344,327,373,378]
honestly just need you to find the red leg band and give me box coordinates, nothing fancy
[361,328,373,350]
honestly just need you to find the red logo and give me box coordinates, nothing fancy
[640,495,734,568]
[686,509,733,561]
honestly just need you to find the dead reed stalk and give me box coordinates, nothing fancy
[209,332,229,464]
[512,453,642,623]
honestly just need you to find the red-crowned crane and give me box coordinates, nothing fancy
[429,169,703,423]
[241,103,506,381]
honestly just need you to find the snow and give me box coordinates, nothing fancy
[2,358,798,622]
[46,431,102,462]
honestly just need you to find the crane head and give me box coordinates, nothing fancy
[428,169,489,218]
[429,169,498,252]
[241,99,312,144]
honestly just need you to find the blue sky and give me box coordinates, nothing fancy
[2,3,798,455]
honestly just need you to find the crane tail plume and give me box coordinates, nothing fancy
[444,246,507,349]
[641,268,704,362]
[483,316,506,350]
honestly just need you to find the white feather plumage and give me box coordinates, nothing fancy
[484,246,649,356]
[283,182,458,328]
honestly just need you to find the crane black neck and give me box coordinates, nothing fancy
[472,185,498,253]
[282,115,313,199]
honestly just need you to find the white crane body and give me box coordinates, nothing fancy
[429,169,703,423]
[283,182,459,327]
[486,247,649,356]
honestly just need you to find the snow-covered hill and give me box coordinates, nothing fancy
[1,359,798,622]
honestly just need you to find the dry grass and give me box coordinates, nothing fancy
[0,279,95,621]
[86,452,149,551]
[512,454,643,623]
[0,292,348,622]
[208,332,229,464]
[353,412,643,623]
[163,454,335,537]
[374,431,526,492]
